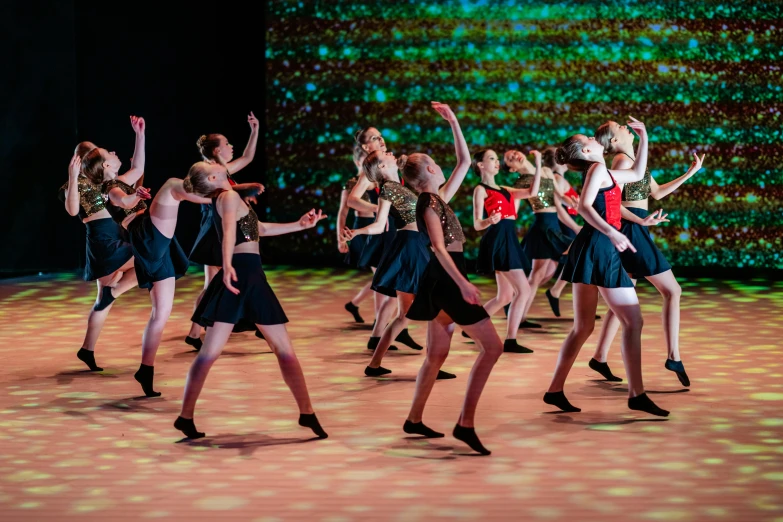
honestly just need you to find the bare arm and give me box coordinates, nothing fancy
[423,208,481,304]
[650,153,705,200]
[337,189,351,246]
[258,209,326,237]
[472,185,500,231]
[505,151,543,199]
[108,187,147,209]
[117,116,146,187]
[64,154,82,216]
[555,192,581,233]
[578,164,636,253]
[343,199,390,240]
[225,112,260,175]
[347,172,379,214]
[607,117,649,185]
[216,191,241,295]
[436,103,471,203]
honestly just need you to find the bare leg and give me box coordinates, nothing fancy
[370,293,396,338]
[187,265,220,339]
[597,287,645,398]
[523,258,558,320]
[457,318,503,427]
[179,322,234,419]
[645,270,682,361]
[593,278,638,362]
[483,272,514,317]
[499,269,532,340]
[549,273,568,299]
[407,312,454,423]
[351,280,374,306]
[140,278,175,365]
[368,292,415,368]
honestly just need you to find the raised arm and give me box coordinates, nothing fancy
[578,163,635,253]
[225,112,260,175]
[435,102,471,203]
[64,154,82,216]
[608,117,648,185]
[258,209,327,237]
[341,199,391,241]
[117,116,146,187]
[506,151,543,200]
[347,172,379,214]
[650,153,705,200]
[472,185,501,231]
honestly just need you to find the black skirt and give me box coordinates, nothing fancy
[561,225,634,288]
[357,218,397,269]
[189,204,222,267]
[83,218,134,281]
[371,230,430,297]
[406,251,490,326]
[619,207,672,278]
[192,253,288,331]
[344,216,375,267]
[127,213,190,289]
[477,219,531,274]
[521,212,572,261]
[556,220,578,274]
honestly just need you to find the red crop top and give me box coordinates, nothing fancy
[564,187,579,216]
[480,184,516,219]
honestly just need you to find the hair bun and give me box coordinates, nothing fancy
[397,154,409,170]
[196,135,207,150]
[555,147,567,165]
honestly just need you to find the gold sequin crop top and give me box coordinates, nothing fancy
[514,174,556,211]
[102,179,147,223]
[379,180,418,228]
[58,177,106,219]
[618,153,652,201]
[415,192,465,247]
[213,193,260,244]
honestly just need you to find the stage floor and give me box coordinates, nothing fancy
[0,268,781,521]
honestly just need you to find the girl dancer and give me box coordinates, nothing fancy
[402,102,503,455]
[185,112,261,350]
[472,149,541,352]
[336,148,376,323]
[60,139,137,371]
[342,150,449,377]
[84,117,208,397]
[348,130,420,351]
[544,118,670,417]
[588,121,705,386]
[174,162,328,440]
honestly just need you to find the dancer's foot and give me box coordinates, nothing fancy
[93,286,116,311]
[588,358,623,382]
[367,336,397,351]
[453,424,491,455]
[77,348,103,371]
[519,320,542,329]
[184,336,202,351]
[543,391,581,412]
[545,289,561,317]
[299,413,328,439]
[665,359,690,387]
[403,420,444,438]
[436,370,457,380]
[345,301,364,323]
[174,416,205,439]
[503,339,534,353]
[364,365,392,377]
[628,393,669,417]
[134,364,161,397]
[395,329,423,350]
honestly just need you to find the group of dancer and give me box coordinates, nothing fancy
[61,103,705,455]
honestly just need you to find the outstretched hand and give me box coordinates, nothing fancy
[431,101,457,123]
[130,115,145,134]
[248,111,259,131]
[626,116,646,138]
[299,209,326,229]
[642,209,670,227]
[135,186,152,200]
[69,153,82,179]
[689,152,706,173]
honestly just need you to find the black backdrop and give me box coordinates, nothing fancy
[2,0,268,276]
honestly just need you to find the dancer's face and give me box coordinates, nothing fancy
[98,148,122,179]
[576,134,604,159]
[214,135,234,163]
[205,164,232,191]
[503,150,532,173]
[609,121,634,147]
[377,151,399,180]
[478,150,500,176]
[362,128,387,153]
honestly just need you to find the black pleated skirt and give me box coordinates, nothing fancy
[476,219,531,274]
[127,214,190,289]
[619,207,672,277]
[406,251,490,326]
[189,204,222,267]
[344,216,375,267]
[357,218,397,269]
[521,212,572,261]
[192,253,288,331]
[561,225,634,288]
[83,218,134,281]
[371,230,430,297]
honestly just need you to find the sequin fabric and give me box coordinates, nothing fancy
[622,168,652,201]
[238,205,260,243]
[417,192,465,247]
[60,177,106,217]
[514,174,556,210]
[102,179,147,216]
[379,180,417,225]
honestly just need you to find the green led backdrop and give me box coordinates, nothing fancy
[265,1,783,269]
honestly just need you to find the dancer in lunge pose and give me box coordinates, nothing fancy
[472,149,541,353]
[60,139,138,371]
[84,117,206,397]
[185,112,261,350]
[586,121,705,386]
[543,117,670,417]
[401,102,503,455]
[174,162,328,440]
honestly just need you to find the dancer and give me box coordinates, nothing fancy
[544,117,670,417]
[348,129,419,351]
[472,149,541,352]
[185,112,261,350]
[59,140,137,372]
[174,161,328,440]
[337,148,376,323]
[341,149,447,376]
[588,121,705,386]
[84,117,207,397]
[401,102,503,455]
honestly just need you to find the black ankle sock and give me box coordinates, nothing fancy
[364,365,392,377]
[395,329,423,350]
[345,302,364,323]
[520,320,542,329]
[437,370,457,380]
[543,391,581,412]
[299,413,328,439]
[628,393,670,417]
[255,329,265,340]
[665,359,690,387]
[93,286,116,311]
[453,424,491,455]
[503,339,534,353]
[545,289,561,317]
[589,358,623,382]
[77,348,103,371]
[403,420,444,438]
[174,416,205,439]
[184,336,202,351]
[134,364,161,397]
[367,336,397,351]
